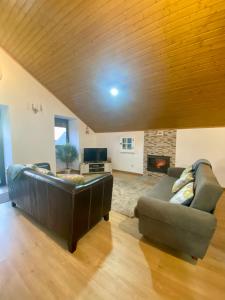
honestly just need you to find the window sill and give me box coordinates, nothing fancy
[120,150,135,154]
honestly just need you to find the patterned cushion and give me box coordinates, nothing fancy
[33,166,54,176]
[169,182,194,206]
[57,174,85,184]
[25,164,35,169]
[172,172,194,193]
[180,165,193,178]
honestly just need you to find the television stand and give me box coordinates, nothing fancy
[80,162,112,175]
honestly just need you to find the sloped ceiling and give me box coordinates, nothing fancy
[0,0,225,132]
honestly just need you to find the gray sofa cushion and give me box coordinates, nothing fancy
[191,164,223,212]
[167,167,185,178]
[137,196,216,238]
[192,159,211,172]
[146,175,176,201]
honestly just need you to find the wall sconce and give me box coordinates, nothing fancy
[32,104,43,114]
[85,126,90,134]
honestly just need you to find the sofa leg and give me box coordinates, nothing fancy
[104,213,109,221]
[11,202,16,207]
[68,240,77,253]
[192,256,198,260]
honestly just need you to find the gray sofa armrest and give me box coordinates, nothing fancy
[167,167,185,178]
[136,196,216,237]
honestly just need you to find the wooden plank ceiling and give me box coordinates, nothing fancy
[0,0,225,132]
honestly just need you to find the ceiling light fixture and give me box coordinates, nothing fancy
[110,87,119,96]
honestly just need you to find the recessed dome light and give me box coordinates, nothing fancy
[110,87,119,96]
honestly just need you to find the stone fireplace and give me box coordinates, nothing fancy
[144,130,176,176]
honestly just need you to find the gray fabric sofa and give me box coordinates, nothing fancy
[135,162,223,259]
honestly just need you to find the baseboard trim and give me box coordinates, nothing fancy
[112,169,143,176]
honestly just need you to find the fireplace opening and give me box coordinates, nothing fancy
[147,155,170,174]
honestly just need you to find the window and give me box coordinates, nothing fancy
[0,110,6,186]
[120,137,135,152]
[54,118,69,145]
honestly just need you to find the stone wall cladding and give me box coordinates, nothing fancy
[144,130,177,177]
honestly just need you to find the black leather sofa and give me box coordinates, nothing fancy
[7,163,113,252]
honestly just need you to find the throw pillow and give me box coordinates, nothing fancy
[57,174,85,184]
[33,166,54,176]
[180,165,193,178]
[172,172,194,193]
[169,182,194,206]
[25,164,35,169]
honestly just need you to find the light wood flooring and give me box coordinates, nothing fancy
[0,182,225,299]
[0,186,9,204]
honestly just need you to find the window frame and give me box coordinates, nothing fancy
[54,118,69,145]
[120,137,135,153]
[0,110,6,186]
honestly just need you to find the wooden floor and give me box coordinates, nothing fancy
[0,186,9,204]
[0,193,225,300]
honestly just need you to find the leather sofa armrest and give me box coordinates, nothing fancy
[167,167,185,178]
[136,196,216,237]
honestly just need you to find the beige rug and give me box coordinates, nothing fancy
[83,172,159,217]
[112,172,159,217]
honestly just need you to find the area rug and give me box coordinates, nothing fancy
[112,173,159,217]
[84,172,159,218]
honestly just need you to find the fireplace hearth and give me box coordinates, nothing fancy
[147,155,170,174]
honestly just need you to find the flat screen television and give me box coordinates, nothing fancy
[84,148,107,162]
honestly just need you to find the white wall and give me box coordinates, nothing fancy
[96,128,225,184]
[176,128,225,186]
[79,126,97,161]
[0,48,96,173]
[96,131,144,174]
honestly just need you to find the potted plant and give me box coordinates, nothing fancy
[56,144,79,174]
